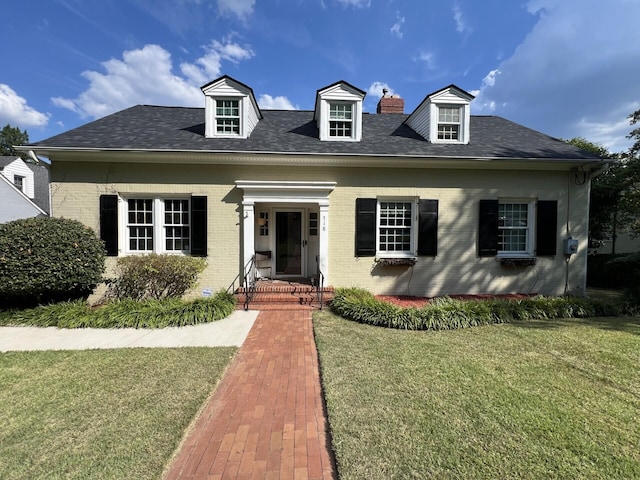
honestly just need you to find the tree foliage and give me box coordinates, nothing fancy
[0,124,29,159]
[568,110,640,253]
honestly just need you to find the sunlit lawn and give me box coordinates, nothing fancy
[0,348,235,480]
[314,312,640,479]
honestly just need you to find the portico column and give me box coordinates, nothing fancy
[318,202,329,284]
[242,201,255,271]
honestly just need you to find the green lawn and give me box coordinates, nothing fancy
[0,347,235,480]
[314,312,640,480]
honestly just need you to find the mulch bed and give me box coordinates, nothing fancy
[376,293,534,308]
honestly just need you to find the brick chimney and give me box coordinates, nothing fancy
[376,88,404,114]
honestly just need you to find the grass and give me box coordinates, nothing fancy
[0,347,236,480]
[0,291,236,328]
[314,311,640,479]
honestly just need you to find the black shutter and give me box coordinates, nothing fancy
[478,199,498,257]
[191,196,207,257]
[418,199,438,256]
[99,194,118,256]
[536,200,558,256]
[355,198,376,257]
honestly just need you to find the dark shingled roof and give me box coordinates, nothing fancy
[31,105,600,160]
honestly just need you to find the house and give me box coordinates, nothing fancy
[20,75,606,297]
[0,156,49,223]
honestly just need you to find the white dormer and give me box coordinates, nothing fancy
[405,85,474,144]
[0,157,35,198]
[314,81,366,142]
[201,75,262,139]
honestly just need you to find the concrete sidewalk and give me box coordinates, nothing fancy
[0,310,258,352]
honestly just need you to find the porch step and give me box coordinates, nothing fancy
[234,282,334,310]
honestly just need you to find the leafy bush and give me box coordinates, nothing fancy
[606,252,640,299]
[0,290,236,328]
[106,254,207,300]
[330,287,637,331]
[0,217,106,308]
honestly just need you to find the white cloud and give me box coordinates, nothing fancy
[335,0,371,8]
[52,38,255,120]
[217,0,255,20]
[0,84,49,128]
[453,4,472,35]
[390,12,405,38]
[471,0,640,151]
[258,94,297,110]
[415,51,436,70]
[367,82,396,99]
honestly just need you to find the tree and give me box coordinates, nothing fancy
[0,124,29,159]
[569,109,640,254]
[565,137,622,251]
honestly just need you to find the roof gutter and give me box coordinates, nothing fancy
[15,145,604,166]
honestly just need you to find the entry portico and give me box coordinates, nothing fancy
[236,180,336,283]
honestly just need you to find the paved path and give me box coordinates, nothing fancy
[163,309,337,480]
[0,310,258,351]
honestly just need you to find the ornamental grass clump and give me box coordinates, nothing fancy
[330,287,638,331]
[0,290,236,329]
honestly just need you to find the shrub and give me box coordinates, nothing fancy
[106,254,207,300]
[606,253,640,300]
[330,287,638,331]
[0,290,236,328]
[0,217,106,308]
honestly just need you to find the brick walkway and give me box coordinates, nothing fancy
[163,310,337,480]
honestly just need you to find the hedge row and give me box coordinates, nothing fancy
[330,288,639,330]
[0,291,236,329]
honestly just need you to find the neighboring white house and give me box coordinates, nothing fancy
[0,156,50,223]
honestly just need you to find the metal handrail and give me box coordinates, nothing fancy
[243,255,257,311]
[317,266,325,310]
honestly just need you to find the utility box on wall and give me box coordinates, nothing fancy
[564,237,579,255]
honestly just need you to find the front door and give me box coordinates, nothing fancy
[275,210,303,276]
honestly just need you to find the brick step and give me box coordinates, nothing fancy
[236,286,334,295]
[234,285,334,310]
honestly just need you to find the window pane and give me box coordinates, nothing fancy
[329,103,352,120]
[437,124,459,140]
[379,202,413,253]
[498,203,529,253]
[164,200,190,251]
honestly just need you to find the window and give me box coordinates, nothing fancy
[127,199,154,252]
[164,200,190,251]
[437,107,461,141]
[377,201,415,256]
[309,212,318,236]
[14,175,25,192]
[329,103,353,138]
[259,211,269,236]
[356,198,437,257]
[125,198,190,253]
[498,202,533,255]
[216,99,240,135]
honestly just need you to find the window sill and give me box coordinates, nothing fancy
[375,257,417,266]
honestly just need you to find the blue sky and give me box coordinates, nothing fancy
[1,0,639,152]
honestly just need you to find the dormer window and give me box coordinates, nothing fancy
[14,175,25,192]
[315,81,366,142]
[201,75,262,139]
[329,103,353,138]
[437,107,461,141]
[216,99,240,135]
[405,85,474,145]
